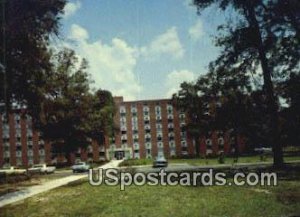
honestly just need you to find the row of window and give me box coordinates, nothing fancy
[119,104,174,114]
[120,114,184,121]
[2,149,45,158]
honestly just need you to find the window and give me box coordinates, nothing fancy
[131,105,137,113]
[167,108,173,114]
[143,106,149,112]
[157,142,163,148]
[146,143,151,149]
[218,138,224,149]
[206,139,212,149]
[157,134,162,141]
[134,143,139,149]
[39,149,45,155]
[132,117,138,122]
[169,141,175,148]
[132,125,138,131]
[179,113,185,119]
[120,106,126,114]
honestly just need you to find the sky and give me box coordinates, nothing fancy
[57,0,226,101]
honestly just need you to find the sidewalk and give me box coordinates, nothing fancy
[0,159,123,208]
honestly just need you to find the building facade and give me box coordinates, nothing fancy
[0,97,245,167]
[0,104,106,168]
[105,97,194,160]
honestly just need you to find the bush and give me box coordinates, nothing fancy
[0,173,31,184]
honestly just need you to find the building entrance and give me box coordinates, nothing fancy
[115,151,125,160]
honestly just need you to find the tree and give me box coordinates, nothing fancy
[39,48,115,161]
[193,0,300,167]
[173,68,259,157]
[0,0,66,119]
[173,82,204,156]
[278,73,300,148]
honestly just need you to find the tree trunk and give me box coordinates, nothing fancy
[194,136,200,157]
[246,3,284,168]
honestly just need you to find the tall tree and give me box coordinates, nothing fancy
[193,0,300,167]
[0,0,66,119]
[173,69,259,156]
[173,82,204,156]
[278,73,300,148]
[39,48,115,161]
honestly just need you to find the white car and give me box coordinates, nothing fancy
[28,164,56,174]
[254,147,272,154]
[0,166,27,175]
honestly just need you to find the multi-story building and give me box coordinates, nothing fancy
[105,97,194,160]
[0,103,106,168]
[0,97,245,167]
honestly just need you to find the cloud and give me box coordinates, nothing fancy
[63,1,81,19]
[141,27,184,60]
[69,24,89,41]
[165,70,196,97]
[67,24,142,100]
[189,20,205,41]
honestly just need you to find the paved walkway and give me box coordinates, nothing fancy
[0,160,123,208]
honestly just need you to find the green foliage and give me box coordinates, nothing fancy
[39,48,115,155]
[187,0,300,166]
[0,0,66,117]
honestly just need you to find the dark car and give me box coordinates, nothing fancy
[153,156,168,168]
[71,162,90,173]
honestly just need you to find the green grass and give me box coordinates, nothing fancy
[0,179,299,217]
[119,155,300,167]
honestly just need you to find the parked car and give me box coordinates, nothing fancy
[71,162,90,173]
[153,156,168,168]
[28,164,56,174]
[0,166,27,175]
[254,147,272,154]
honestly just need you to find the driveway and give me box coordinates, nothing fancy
[0,160,123,208]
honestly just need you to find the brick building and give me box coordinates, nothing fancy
[0,97,245,167]
[105,97,245,160]
[105,97,194,160]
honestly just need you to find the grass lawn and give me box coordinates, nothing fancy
[119,155,300,167]
[0,179,299,217]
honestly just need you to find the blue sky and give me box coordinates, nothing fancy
[58,0,226,100]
